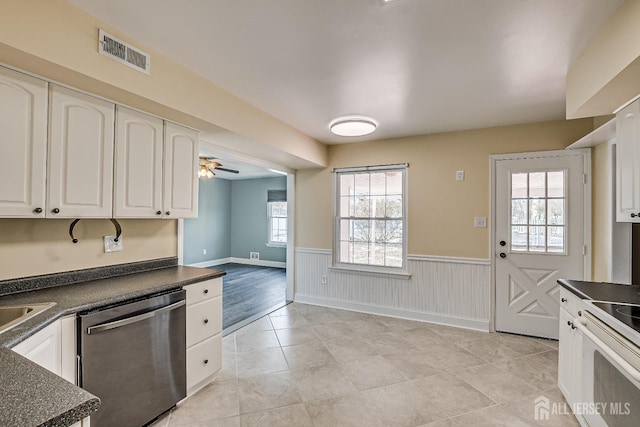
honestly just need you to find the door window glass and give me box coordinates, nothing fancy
[510,170,566,253]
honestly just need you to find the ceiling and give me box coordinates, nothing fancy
[66,0,623,144]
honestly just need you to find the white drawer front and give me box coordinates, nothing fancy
[184,277,222,306]
[560,288,581,318]
[187,334,221,390]
[186,297,222,347]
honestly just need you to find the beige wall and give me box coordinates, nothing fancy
[296,119,593,259]
[0,219,177,281]
[567,0,640,119]
[0,0,326,169]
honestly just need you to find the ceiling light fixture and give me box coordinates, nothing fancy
[329,116,378,137]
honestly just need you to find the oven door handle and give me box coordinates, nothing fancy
[574,317,640,382]
[86,300,185,335]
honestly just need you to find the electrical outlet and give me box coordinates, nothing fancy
[104,236,123,253]
[250,252,260,260]
[203,249,207,255]
[321,275,327,285]
[456,170,465,181]
[474,217,487,228]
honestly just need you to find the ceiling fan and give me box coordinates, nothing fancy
[198,157,239,178]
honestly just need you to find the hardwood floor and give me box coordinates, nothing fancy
[211,263,286,334]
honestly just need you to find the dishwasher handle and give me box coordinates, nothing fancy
[86,299,185,335]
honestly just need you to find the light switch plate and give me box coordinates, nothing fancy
[474,217,487,228]
[456,170,465,181]
[104,236,123,253]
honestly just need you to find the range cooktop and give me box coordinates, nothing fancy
[591,301,640,344]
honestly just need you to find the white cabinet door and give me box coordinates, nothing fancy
[558,307,582,410]
[114,106,164,218]
[48,85,114,218]
[12,321,62,376]
[616,99,640,222]
[163,122,199,218]
[0,67,48,217]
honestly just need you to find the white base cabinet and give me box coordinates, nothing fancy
[183,278,223,396]
[557,289,585,425]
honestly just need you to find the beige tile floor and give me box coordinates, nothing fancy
[152,303,578,427]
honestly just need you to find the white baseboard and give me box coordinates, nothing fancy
[187,257,286,269]
[293,294,490,332]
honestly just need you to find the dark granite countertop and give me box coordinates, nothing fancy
[558,279,640,304]
[0,260,224,427]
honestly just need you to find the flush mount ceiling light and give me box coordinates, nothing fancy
[329,117,378,137]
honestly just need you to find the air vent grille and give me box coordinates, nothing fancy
[98,29,150,75]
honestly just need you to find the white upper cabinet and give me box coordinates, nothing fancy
[114,106,164,218]
[616,99,640,222]
[0,67,48,217]
[163,122,199,218]
[48,85,115,218]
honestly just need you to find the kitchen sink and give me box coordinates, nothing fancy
[0,303,56,334]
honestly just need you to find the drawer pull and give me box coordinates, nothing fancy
[203,318,209,324]
[203,289,209,294]
[203,359,209,365]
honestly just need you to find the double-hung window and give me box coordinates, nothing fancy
[334,164,408,273]
[267,189,287,246]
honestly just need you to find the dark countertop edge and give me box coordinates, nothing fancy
[0,264,225,427]
[557,279,592,299]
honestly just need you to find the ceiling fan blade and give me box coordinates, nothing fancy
[214,166,240,174]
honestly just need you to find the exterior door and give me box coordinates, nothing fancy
[494,150,588,339]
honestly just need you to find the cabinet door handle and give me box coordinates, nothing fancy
[33,207,43,214]
[203,359,209,365]
[632,213,638,218]
[51,208,60,214]
[156,210,162,215]
[203,318,209,324]
[203,289,209,294]
[165,211,171,216]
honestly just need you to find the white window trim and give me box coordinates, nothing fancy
[267,200,288,245]
[332,163,409,275]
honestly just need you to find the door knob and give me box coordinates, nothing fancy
[156,210,162,215]
[499,253,506,258]
[499,241,506,246]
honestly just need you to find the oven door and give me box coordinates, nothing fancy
[576,314,640,427]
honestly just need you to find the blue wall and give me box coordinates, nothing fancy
[184,176,286,264]
[184,177,232,264]
[230,177,287,262]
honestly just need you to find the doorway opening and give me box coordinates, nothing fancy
[180,153,294,335]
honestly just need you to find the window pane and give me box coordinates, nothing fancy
[511,226,527,251]
[353,196,370,217]
[353,220,370,241]
[529,226,546,252]
[386,172,402,195]
[372,196,386,218]
[371,243,386,266]
[386,196,402,218]
[548,226,564,252]
[340,219,351,241]
[340,241,352,263]
[386,220,403,243]
[353,243,370,264]
[529,199,546,225]
[370,173,386,196]
[511,173,528,198]
[529,172,545,198]
[340,196,353,218]
[354,173,370,196]
[511,199,528,225]
[386,244,403,267]
[548,171,564,197]
[373,220,387,243]
[548,199,564,225]
[340,174,354,196]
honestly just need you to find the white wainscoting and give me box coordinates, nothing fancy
[189,257,286,269]
[294,248,491,331]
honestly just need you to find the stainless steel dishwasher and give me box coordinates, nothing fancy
[78,289,186,427]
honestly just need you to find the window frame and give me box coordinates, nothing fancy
[267,200,288,247]
[332,164,409,276]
